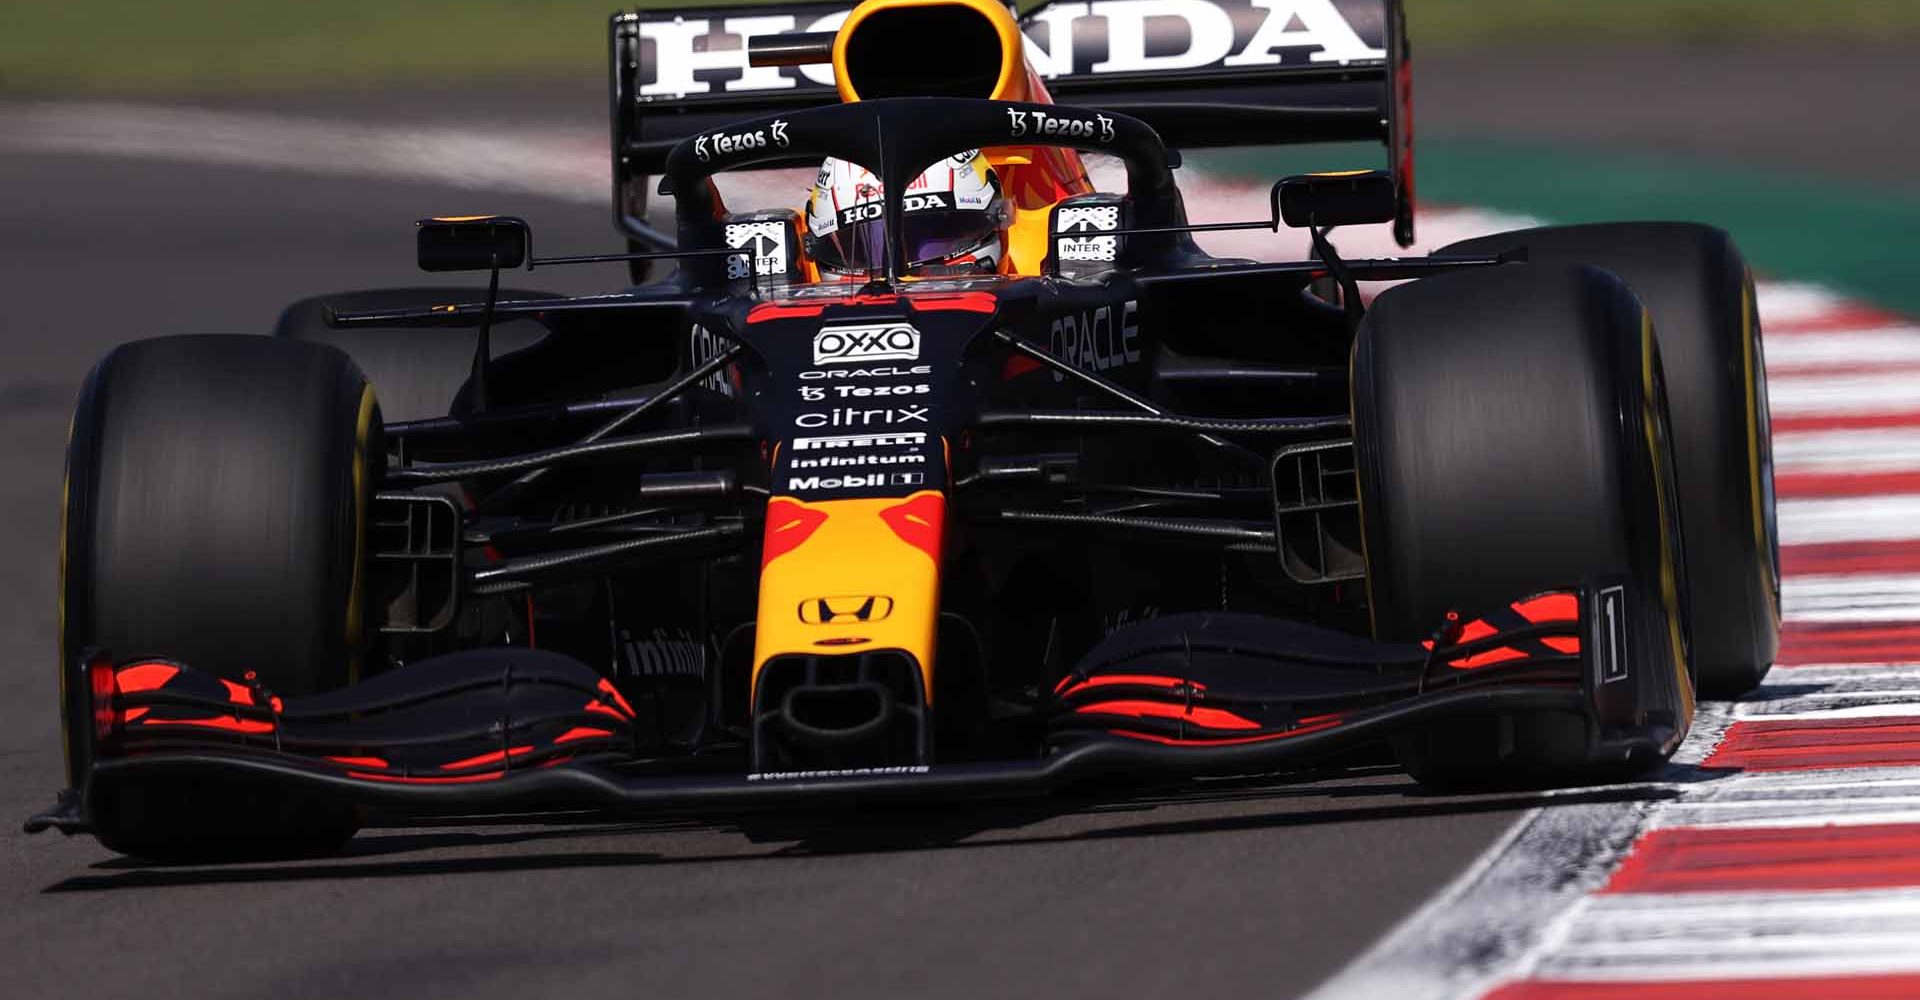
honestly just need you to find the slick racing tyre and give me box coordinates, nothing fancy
[62,334,377,860]
[277,286,554,423]
[1442,224,1778,697]
[1353,264,1693,789]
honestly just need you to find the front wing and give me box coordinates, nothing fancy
[28,583,1680,835]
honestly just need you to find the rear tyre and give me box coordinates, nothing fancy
[1442,224,1778,696]
[277,286,554,423]
[1353,265,1692,789]
[62,334,377,859]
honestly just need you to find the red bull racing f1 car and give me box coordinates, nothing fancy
[31,0,1779,860]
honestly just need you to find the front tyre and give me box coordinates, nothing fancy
[1353,264,1693,789]
[1442,223,1779,696]
[62,334,377,859]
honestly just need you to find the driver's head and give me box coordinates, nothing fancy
[804,150,1005,278]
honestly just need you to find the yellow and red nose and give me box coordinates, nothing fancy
[752,491,946,698]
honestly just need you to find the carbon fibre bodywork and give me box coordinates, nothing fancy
[32,0,1714,848]
[30,583,1684,833]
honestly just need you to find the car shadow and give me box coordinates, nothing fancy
[42,765,1666,894]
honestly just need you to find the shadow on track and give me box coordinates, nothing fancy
[42,767,1668,894]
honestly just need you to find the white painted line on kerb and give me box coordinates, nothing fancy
[1758,282,1863,326]
[1765,328,1920,369]
[1784,573,1920,623]
[1770,372,1920,417]
[1779,494,1920,546]
[1773,427,1920,474]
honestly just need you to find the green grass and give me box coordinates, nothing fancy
[4,0,1917,95]
[0,2,630,94]
[1412,0,1920,45]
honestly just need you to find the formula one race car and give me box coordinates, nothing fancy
[32,0,1780,860]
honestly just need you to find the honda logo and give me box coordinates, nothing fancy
[798,595,895,624]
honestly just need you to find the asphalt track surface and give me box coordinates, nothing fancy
[0,48,1901,999]
[0,147,1537,1000]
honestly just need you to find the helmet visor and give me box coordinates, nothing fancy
[812,209,996,275]
[904,210,996,269]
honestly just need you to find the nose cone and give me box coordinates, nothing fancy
[752,490,947,701]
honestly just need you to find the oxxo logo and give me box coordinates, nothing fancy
[1008,108,1115,143]
[813,323,921,365]
[693,118,789,162]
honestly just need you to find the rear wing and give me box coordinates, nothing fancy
[610,0,1413,245]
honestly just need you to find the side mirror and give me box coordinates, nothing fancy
[416,215,530,272]
[1278,171,1397,230]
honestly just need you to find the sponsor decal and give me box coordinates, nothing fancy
[799,595,894,624]
[1056,205,1121,232]
[798,365,932,380]
[813,322,922,365]
[1007,107,1115,143]
[688,324,738,397]
[794,405,929,429]
[790,452,925,470]
[838,202,883,227]
[1059,236,1117,262]
[748,765,932,781]
[636,2,1385,97]
[724,220,789,278]
[692,118,790,162]
[1055,204,1121,262]
[787,472,925,491]
[1047,300,1141,382]
[799,383,930,401]
[842,193,954,226]
[791,431,927,451]
[617,626,707,680]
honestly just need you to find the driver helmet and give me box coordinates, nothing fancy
[804,150,1005,277]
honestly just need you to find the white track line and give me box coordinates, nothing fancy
[1779,495,1920,546]
[0,101,609,204]
[1758,283,1864,327]
[1770,372,1920,418]
[1784,573,1920,623]
[1765,328,1920,370]
[1773,427,1920,474]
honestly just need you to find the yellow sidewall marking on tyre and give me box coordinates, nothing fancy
[1742,274,1781,629]
[1644,313,1694,728]
[346,385,376,683]
[1349,335,1379,638]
